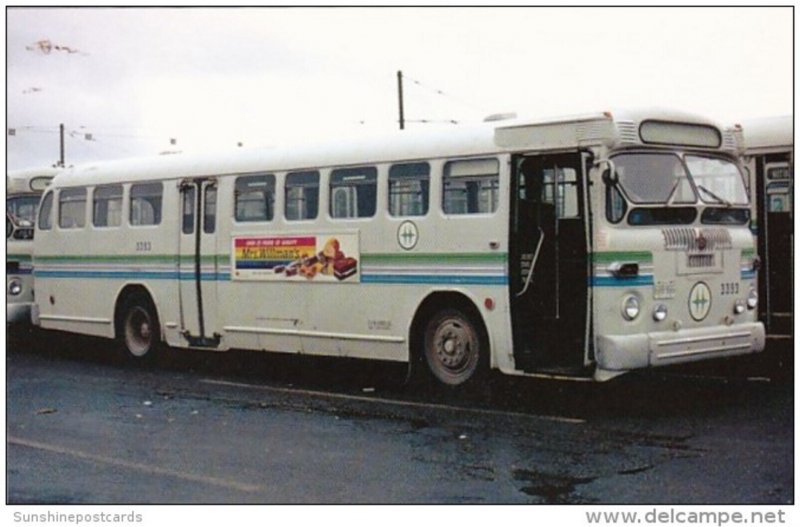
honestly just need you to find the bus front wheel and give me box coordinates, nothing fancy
[423,308,485,387]
[119,292,161,361]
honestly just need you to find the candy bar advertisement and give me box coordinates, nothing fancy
[232,234,359,282]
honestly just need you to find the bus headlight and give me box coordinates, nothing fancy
[734,300,746,315]
[653,304,668,322]
[622,295,640,321]
[747,288,758,310]
[8,279,22,296]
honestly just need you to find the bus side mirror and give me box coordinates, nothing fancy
[602,168,618,186]
[597,159,618,186]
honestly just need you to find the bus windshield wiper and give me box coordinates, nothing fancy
[665,178,681,205]
[696,184,732,207]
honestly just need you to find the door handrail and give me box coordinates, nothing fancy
[516,227,544,298]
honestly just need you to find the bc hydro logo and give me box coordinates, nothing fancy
[689,281,712,321]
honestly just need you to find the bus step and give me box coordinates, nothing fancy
[525,364,593,378]
[183,333,222,348]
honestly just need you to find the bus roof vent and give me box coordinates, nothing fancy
[721,128,742,153]
[616,120,640,145]
[484,112,517,122]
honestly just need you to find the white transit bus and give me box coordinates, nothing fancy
[31,109,765,384]
[7,167,58,324]
[740,116,793,342]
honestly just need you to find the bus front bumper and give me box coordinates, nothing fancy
[7,302,33,325]
[595,322,766,374]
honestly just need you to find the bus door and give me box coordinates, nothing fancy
[758,160,793,336]
[179,178,221,347]
[510,153,588,372]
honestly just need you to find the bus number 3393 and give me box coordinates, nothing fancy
[720,282,740,296]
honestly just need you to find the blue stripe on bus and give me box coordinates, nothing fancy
[740,271,756,280]
[591,275,655,287]
[235,260,292,269]
[35,270,229,281]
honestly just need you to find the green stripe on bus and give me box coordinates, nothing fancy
[592,251,653,264]
[741,248,756,258]
[362,253,508,265]
[35,254,226,264]
[7,254,32,262]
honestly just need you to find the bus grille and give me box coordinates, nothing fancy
[662,227,732,251]
[687,254,715,268]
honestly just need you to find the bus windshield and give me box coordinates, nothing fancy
[7,195,41,225]
[684,155,749,206]
[612,153,696,204]
[612,152,748,206]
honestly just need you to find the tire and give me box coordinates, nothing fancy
[423,308,485,387]
[119,292,161,362]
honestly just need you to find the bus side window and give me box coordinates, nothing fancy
[130,183,163,226]
[93,184,123,228]
[442,158,499,215]
[182,186,195,234]
[606,184,627,224]
[59,188,87,229]
[235,174,275,222]
[285,171,320,221]
[204,185,216,234]
[389,162,430,217]
[38,191,54,231]
[330,167,377,219]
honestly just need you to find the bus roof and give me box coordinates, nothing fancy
[51,107,736,188]
[740,115,793,152]
[7,166,60,194]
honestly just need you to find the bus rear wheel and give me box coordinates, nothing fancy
[423,308,484,387]
[119,292,160,362]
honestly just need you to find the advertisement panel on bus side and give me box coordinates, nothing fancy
[232,233,360,282]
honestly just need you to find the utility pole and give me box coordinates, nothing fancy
[397,70,405,130]
[58,123,65,167]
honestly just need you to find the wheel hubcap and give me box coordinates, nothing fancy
[434,320,473,372]
[126,307,152,357]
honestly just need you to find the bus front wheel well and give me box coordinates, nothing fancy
[409,292,490,385]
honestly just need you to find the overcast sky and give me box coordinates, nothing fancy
[6,6,793,171]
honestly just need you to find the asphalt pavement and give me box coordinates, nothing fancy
[5,329,794,504]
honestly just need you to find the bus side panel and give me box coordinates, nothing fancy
[213,157,516,371]
[36,183,184,346]
[36,221,117,339]
[213,176,304,354]
[298,159,514,368]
